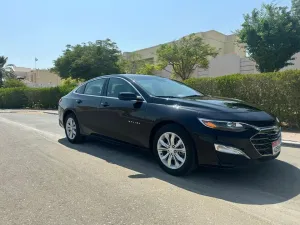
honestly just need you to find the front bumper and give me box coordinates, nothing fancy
[215,150,280,167]
[192,126,281,167]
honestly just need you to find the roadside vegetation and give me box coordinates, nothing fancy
[185,70,300,128]
[0,70,299,128]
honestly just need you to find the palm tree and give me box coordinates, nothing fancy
[0,56,7,87]
[0,56,15,87]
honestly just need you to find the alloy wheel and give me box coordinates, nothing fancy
[66,117,77,140]
[157,132,187,169]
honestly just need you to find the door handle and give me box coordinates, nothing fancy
[101,102,109,107]
[76,99,82,104]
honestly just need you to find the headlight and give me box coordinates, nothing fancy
[198,118,250,132]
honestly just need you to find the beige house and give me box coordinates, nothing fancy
[11,66,62,87]
[125,30,300,78]
[124,30,247,77]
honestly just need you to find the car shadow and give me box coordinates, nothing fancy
[58,137,300,205]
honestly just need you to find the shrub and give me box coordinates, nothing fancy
[185,70,300,128]
[0,88,28,109]
[3,79,26,88]
[0,85,76,109]
[24,87,63,109]
[61,77,84,88]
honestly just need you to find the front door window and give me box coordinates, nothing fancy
[107,78,138,98]
[84,79,106,96]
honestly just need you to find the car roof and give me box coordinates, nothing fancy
[95,74,160,81]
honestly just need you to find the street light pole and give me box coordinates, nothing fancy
[35,57,38,83]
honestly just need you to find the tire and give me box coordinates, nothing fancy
[153,124,196,176]
[64,113,84,144]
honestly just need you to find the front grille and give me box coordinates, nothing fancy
[250,127,281,155]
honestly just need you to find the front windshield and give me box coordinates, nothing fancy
[133,76,203,98]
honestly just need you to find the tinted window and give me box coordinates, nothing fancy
[75,84,86,94]
[107,78,138,97]
[132,76,202,98]
[84,79,106,96]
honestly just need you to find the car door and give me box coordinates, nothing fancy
[96,77,148,146]
[74,78,107,134]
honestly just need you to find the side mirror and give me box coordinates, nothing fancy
[118,92,143,101]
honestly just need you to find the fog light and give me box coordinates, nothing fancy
[214,144,250,159]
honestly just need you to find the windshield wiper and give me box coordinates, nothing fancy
[181,95,203,98]
[155,95,178,98]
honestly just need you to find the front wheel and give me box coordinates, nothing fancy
[153,124,196,176]
[64,113,84,144]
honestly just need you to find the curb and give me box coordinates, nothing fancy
[43,111,58,115]
[282,140,300,148]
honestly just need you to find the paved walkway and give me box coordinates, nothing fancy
[282,132,300,146]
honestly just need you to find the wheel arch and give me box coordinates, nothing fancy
[149,120,197,155]
[63,109,76,125]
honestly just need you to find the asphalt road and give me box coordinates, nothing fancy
[0,111,299,225]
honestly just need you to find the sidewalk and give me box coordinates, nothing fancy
[282,132,300,147]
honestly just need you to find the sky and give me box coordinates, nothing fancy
[1,0,291,69]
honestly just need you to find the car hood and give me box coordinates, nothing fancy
[156,96,276,126]
[168,96,261,113]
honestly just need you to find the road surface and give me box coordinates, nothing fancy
[0,111,299,225]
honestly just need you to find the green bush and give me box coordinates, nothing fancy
[185,70,300,128]
[24,87,63,109]
[0,88,28,109]
[61,77,84,88]
[0,85,76,109]
[3,79,26,88]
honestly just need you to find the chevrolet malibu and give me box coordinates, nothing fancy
[59,74,281,176]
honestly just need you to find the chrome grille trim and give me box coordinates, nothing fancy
[250,126,281,156]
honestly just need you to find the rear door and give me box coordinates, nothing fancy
[74,78,107,134]
[96,77,149,146]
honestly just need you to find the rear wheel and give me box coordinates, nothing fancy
[153,124,196,176]
[64,113,84,144]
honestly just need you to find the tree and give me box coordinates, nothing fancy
[118,53,144,74]
[238,3,300,72]
[0,56,7,87]
[156,34,218,80]
[52,39,121,80]
[61,77,84,88]
[0,56,15,87]
[3,79,26,88]
[136,63,158,75]
[292,0,300,18]
[119,52,159,75]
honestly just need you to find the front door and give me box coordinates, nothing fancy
[97,77,148,146]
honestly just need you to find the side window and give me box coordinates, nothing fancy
[75,84,86,94]
[84,79,106,96]
[107,78,138,98]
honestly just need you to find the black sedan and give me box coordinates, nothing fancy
[59,74,281,176]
